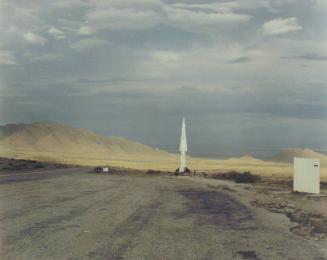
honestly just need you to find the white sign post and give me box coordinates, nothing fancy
[293,157,320,194]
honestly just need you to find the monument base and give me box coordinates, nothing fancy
[175,167,191,176]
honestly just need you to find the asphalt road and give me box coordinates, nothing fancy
[0,168,326,259]
[0,167,87,184]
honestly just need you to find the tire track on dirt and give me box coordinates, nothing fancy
[175,189,254,229]
[3,189,125,246]
[0,187,111,221]
[100,200,161,259]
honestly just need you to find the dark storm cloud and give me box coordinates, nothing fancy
[3,81,326,122]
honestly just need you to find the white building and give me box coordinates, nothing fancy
[293,157,320,194]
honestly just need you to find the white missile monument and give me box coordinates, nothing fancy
[178,117,188,173]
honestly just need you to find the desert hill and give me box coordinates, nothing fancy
[1,122,326,177]
[0,122,170,161]
[225,155,264,164]
[270,148,327,164]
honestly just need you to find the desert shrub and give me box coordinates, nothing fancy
[93,167,102,173]
[234,171,261,183]
[212,171,261,183]
[211,171,240,180]
[197,172,208,177]
[147,170,172,175]
[2,165,14,171]
[146,169,162,175]
[34,163,46,169]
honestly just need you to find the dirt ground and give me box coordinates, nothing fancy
[188,175,327,240]
[0,169,326,259]
[250,178,327,240]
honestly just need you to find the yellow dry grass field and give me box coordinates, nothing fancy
[1,149,326,180]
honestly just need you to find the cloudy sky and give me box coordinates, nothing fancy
[0,0,326,158]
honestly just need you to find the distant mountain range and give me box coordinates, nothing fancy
[269,148,327,164]
[0,122,170,163]
[0,122,325,167]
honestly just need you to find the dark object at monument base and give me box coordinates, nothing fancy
[175,167,191,176]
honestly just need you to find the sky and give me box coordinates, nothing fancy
[0,0,326,158]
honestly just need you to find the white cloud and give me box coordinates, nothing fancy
[29,53,64,62]
[88,0,163,10]
[139,40,301,85]
[81,1,252,34]
[0,5,44,31]
[0,50,16,65]
[262,17,302,35]
[48,0,91,8]
[24,32,47,45]
[165,6,252,31]
[70,37,110,52]
[48,26,65,39]
[313,0,327,10]
[0,2,45,48]
[85,8,162,31]
[169,1,279,14]
[170,2,250,12]
[78,26,97,35]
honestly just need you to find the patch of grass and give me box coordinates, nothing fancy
[234,171,261,183]
[93,167,103,173]
[146,169,172,175]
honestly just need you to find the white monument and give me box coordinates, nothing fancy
[179,117,188,173]
[293,157,320,194]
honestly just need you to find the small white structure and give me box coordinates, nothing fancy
[293,157,320,194]
[103,167,109,173]
[179,117,188,173]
